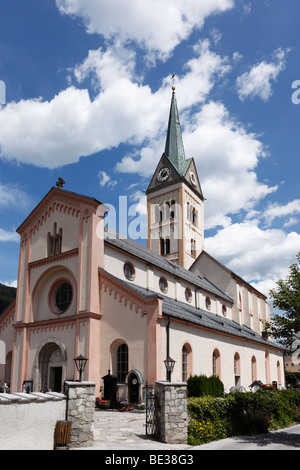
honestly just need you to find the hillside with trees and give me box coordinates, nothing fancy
[0,283,17,315]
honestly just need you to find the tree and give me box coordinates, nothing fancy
[265,252,300,353]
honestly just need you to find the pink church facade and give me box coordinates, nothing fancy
[0,185,284,401]
[0,91,285,401]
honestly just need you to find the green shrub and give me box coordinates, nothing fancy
[187,375,224,398]
[187,389,300,445]
[188,418,227,445]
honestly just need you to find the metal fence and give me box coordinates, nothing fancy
[145,385,157,437]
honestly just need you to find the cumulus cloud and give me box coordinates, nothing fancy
[262,199,300,226]
[1,280,18,288]
[0,182,31,211]
[0,228,19,243]
[55,0,234,59]
[205,221,300,296]
[236,48,290,101]
[98,170,117,188]
[0,38,232,172]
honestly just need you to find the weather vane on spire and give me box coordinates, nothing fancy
[171,72,176,91]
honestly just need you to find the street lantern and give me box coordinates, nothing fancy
[73,354,88,382]
[164,357,176,382]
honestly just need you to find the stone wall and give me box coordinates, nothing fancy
[65,381,96,448]
[155,381,187,444]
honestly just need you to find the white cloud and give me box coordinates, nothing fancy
[262,199,300,226]
[55,0,234,59]
[0,228,19,243]
[183,101,278,229]
[205,221,300,296]
[0,182,31,212]
[0,38,231,172]
[0,81,167,168]
[1,280,17,288]
[73,43,137,91]
[236,48,289,101]
[98,170,117,188]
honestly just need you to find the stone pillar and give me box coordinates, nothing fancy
[155,381,187,444]
[65,381,96,448]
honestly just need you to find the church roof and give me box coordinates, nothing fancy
[104,227,233,303]
[99,267,283,351]
[164,89,189,177]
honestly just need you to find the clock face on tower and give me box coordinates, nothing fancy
[157,166,170,182]
[189,170,197,186]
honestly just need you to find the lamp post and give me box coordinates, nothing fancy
[164,357,176,382]
[73,354,88,382]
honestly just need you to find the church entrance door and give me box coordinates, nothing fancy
[38,342,65,392]
[128,372,139,403]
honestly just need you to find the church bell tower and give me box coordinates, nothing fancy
[146,87,204,269]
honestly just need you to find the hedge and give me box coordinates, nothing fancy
[187,374,224,398]
[187,389,300,445]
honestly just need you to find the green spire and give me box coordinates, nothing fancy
[164,88,186,175]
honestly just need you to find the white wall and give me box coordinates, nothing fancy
[0,392,66,450]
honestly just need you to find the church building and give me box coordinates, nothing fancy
[0,88,285,402]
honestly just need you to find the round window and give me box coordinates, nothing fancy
[222,304,227,316]
[185,287,192,303]
[54,282,73,313]
[159,277,168,293]
[205,297,211,310]
[124,262,135,281]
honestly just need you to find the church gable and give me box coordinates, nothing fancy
[182,158,204,201]
[17,187,101,264]
[146,153,184,195]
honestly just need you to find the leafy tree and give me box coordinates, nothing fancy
[265,252,300,353]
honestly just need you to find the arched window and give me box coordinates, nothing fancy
[187,202,190,220]
[182,343,192,382]
[251,356,257,382]
[234,353,241,388]
[277,360,281,385]
[47,222,63,257]
[191,239,196,257]
[192,208,197,225]
[165,201,170,219]
[170,200,175,219]
[117,344,128,383]
[265,351,270,384]
[160,238,170,255]
[212,349,220,378]
[182,345,188,382]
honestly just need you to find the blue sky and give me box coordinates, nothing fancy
[0,0,299,302]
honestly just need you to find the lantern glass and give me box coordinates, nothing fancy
[73,354,88,381]
[164,357,176,381]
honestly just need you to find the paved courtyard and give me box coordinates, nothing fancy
[74,410,300,451]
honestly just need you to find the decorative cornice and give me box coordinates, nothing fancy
[28,248,79,270]
[13,311,101,333]
[17,187,102,235]
[99,269,161,317]
[0,300,15,333]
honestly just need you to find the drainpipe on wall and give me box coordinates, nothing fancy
[166,316,170,381]
[195,289,200,309]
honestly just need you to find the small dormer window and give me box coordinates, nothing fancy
[124,262,135,281]
[185,287,192,303]
[159,277,168,293]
